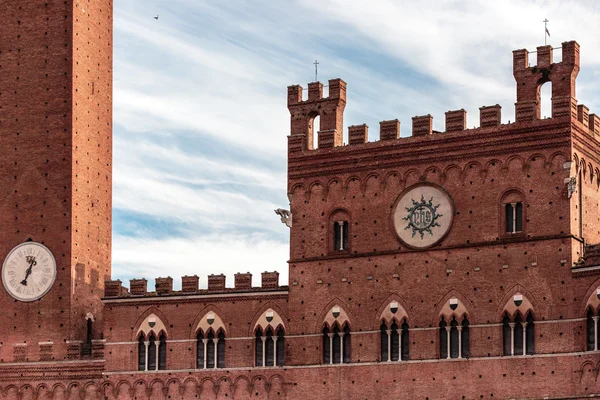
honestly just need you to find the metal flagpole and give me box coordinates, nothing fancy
[543,19,550,46]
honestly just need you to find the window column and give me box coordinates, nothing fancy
[385,329,391,362]
[261,335,267,367]
[144,340,149,371]
[509,322,515,356]
[273,335,278,365]
[457,326,462,359]
[203,339,208,369]
[398,328,403,361]
[328,333,334,364]
[522,321,527,356]
[154,339,159,370]
[511,202,517,233]
[445,326,451,360]
[212,337,218,369]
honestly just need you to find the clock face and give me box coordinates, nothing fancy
[2,242,57,302]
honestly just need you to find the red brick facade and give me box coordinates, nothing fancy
[0,1,599,398]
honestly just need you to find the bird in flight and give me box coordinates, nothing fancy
[154,15,159,20]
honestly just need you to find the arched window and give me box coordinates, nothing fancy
[322,323,350,364]
[501,191,525,235]
[440,316,468,359]
[401,322,409,361]
[206,331,216,368]
[330,210,350,253]
[217,331,226,368]
[147,334,157,370]
[439,319,448,359]
[502,312,534,356]
[526,313,535,355]
[83,318,93,357]
[587,308,599,351]
[343,324,351,363]
[380,320,408,362]
[255,329,263,367]
[255,326,285,367]
[158,333,167,370]
[138,335,146,371]
[322,326,331,364]
[502,315,511,356]
[276,327,285,366]
[461,318,470,359]
[197,331,205,369]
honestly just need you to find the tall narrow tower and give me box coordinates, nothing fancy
[0,0,112,362]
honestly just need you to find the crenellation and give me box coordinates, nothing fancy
[155,277,173,295]
[479,104,502,128]
[537,45,553,67]
[307,81,323,101]
[445,109,467,132]
[590,114,600,135]
[348,124,369,145]
[129,279,148,296]
[379,119,400,141]
[181,275,199,292]
[104,280,122,297]
[261,271,280,288]
[578,104,590,128]
[208,274,227,291]
[287,84,302,105]
[412,114,433,136]
[234,272,253,289]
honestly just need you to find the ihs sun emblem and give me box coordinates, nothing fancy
[402,195,443,239]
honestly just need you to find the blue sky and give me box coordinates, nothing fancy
[112,0,600,289]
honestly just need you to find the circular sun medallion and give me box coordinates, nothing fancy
[392,183,454,249]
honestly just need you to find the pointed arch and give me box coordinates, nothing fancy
[496,284,539,321]
[190,304,228,338]
[374,293,409,328]
[134,309,169,340]
[434,289,472,324]
[250,303,288,335]
[317,299,352,331]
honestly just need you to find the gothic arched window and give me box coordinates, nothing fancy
[147,333,157,371]
[217,331,226,368]
[276,327,285,366]
[439,319,448,359]
[330,210,350,253]
[322,323,350,364]
[158,333,167,370]
[197,331,205,369]
[440,316,468,359]
[138,335,146,371]
[587,308,598,351]
[502,312,534,356]
[380,320,408,362]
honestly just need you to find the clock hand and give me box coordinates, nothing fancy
[20,257,37,286]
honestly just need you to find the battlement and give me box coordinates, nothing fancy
[103,271,285,298]
[287,41,598,157]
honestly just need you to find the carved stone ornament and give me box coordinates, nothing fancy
[392,183,454,249]
[274,208,292,228]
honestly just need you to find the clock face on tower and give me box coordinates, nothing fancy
[2,242,57,302]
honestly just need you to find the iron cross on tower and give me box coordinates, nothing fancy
[314,59,319,82]
[544,18,550,45]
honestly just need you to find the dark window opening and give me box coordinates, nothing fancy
[505,202,523,234]
[255,329,263,367]
[514,314,524,355]
[461,318,470,359]
[197,332,205,369]
[450,318,459,358]
[217,331,225,368]
[206,331,215,368]
[439,319,448,359]
[343,324,351,363]
[332,325,341,364]
[587,309,596,351]
[265,328,275,366]
[137,335,146,371]
[276,327,285,366]
[401,322,410,361]
[502,315,511,356]
[158,334,167,370]
[526,313,535,355]
[322,327,330,364]
[82,318,93,356]
[380,324,388,362]
[147,334,157,371]
[390,321,399,361]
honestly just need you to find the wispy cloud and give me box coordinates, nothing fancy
[112,0,600,288]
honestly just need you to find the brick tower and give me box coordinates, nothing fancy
[0,0,112,362]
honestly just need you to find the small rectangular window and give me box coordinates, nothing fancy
[334,221,349,251]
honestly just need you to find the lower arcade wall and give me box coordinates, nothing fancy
[0,354,599,400]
